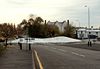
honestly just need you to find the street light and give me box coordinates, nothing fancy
[85,5,93,46]
[85,5,90,29]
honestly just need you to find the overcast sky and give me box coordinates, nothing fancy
[0,0,100,28]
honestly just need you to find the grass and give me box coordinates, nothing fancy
[0,44,6,56]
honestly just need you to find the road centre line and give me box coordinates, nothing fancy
[34,50,44,69]
[72,52,85,57]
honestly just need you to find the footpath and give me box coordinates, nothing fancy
[0,45,33,69]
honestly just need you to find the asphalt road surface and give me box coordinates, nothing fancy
[32,43,100,69]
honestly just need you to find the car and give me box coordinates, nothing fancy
[88,34,97,39]
[88,34,97,43]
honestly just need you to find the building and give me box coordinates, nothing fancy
[47,20,69,32]
[77,29,100,39]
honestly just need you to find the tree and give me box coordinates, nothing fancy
[20,19,28,31]
[16,25,23,37]
[47,25,60,37]
[0,23,17,46]
[19,15,60,38]
[20,19,32,37]
[28,21,42,37]
[28,16,43,37]
[19,15,44,38]
[35,17,43,24]
[64,23,75,38]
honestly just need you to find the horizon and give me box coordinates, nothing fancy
[0,0,100,28]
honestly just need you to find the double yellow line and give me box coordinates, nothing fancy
[34,50,44,69]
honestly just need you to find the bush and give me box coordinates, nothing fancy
[64,24,75,38]
[0,44,5,56]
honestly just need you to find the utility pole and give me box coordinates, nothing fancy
[85,5,90,29]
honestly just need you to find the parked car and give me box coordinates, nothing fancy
[88,34,97,39]
[88,35,97,43]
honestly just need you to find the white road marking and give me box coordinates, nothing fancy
[51,47,57,49]
[79,54,85,57]
[72,52,85,57]
[50,47,67,52]
[43,46,85,58]
[58,49,66,52]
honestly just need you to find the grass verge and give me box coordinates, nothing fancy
[0,44,6,56]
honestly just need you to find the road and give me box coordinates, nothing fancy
[32,43,100,69]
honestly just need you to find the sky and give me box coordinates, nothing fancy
[0,0,100,28]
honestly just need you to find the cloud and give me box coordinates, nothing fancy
[6,0,32,5]
[0,0,100,27]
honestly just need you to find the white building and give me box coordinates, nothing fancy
[47,20,69,32]
[77,29,100,39]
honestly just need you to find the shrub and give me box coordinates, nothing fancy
[64,24,76,38]
[0,44,5,56]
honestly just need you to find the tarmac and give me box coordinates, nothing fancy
[0,40,100,69]
[56,40,100,51]
[0,45,33,69]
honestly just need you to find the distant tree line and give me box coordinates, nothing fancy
[0,15,76,39]
[0,23,17,45]
[0,15,76,55]
[63,23,76,38]
[19,16,75,38]
[19,16,60,38]
[0,23,17,39]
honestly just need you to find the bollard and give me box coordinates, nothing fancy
[88,41,89,46]
[20,43,22,50]
[18,42,22,50]
[29,43,31,50]
[90,41,92,47]
[88,41,92,47]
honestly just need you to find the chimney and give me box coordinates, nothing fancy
[45,20,46,24]
[67,20,69,25]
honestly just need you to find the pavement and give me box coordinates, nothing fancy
[0,45,33,69]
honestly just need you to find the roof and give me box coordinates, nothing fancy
[78,29,100,32]
[47,21,67,25]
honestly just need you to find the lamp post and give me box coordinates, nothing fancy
[85,5,92,46]
[85,5,90,29]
